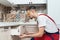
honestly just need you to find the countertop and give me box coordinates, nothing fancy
[0,22,37,27]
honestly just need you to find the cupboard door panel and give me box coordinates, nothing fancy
[0,28,12,40]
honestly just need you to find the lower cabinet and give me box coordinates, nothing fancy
[0,25,38,40]
[0,28,12,40]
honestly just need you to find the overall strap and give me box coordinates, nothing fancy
[39,14,57,26]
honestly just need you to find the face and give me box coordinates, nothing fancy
[28,9,36,18]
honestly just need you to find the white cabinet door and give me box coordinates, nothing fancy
[0,28,12,40]
[8,0,46,4]
[31,0,47,4]
[8,0,29,4]
[15,0,29,4]
[47,0,60,24]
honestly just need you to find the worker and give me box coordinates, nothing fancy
[19,6,59,40]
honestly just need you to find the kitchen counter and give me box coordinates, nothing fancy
[0,22,37,27]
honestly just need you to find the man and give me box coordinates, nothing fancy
[19,6,59,40]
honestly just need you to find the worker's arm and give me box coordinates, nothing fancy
[27,26,45,37]
[19,26,45,38]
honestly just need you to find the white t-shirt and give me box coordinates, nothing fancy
[37,14,58,33]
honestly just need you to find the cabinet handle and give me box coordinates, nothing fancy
[29,2,32,4]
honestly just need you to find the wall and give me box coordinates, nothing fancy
[47,0,60,25]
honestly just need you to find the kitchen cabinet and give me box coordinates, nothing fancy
[8,0,46,4]
[0,27,12,40]
[10,0,29,4]
[30,0,46,4]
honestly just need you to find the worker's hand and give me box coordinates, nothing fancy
[19,34,28,38]
[26,32,35,35]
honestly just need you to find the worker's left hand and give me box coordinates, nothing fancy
[19,34,28,38]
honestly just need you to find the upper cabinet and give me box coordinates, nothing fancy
[7,0,47,4]
[30,0,47,4]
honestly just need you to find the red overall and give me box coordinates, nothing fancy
[31,14,59,40]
